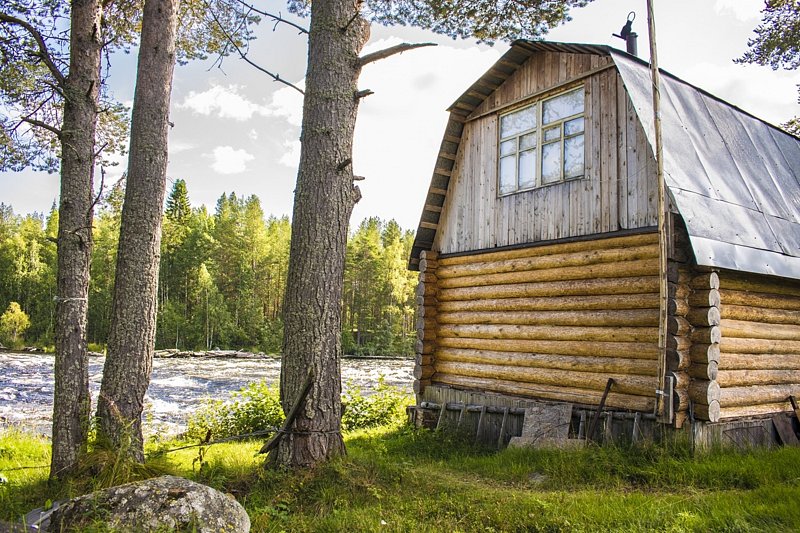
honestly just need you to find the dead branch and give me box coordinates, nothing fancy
[206,4,305,95]
[21,117,62,138]
[354,89,374,99]
[0,12,66,86]
[358,42,436,68]
[235,1,308,34]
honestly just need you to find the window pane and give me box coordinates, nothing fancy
[565,117,585,136]
[564,134,585,179]
[518,149,536,189]
[543,87,584,124]
[500,105,537,137]
[499,155,516,194]
[541,142,562,184]
[520,132,537,150]
[544,126,561,141]
[500,139,516,156]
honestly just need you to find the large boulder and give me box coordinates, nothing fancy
[47,475,250,532]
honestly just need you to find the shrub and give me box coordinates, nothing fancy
[185,377,412,441]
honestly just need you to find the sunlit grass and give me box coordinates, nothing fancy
[3,424,800,531]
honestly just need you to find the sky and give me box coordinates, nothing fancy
[2,0,798,231]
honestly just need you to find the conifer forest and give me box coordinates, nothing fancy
[0,178,418,356]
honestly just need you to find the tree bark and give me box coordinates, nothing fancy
[50,0,103,481]
[96,0,178,461]
[271,0,369,468]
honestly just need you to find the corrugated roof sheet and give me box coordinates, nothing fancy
[409,41,800,280]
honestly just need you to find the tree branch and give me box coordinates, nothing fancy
[206,4,304,95]
[21,117,62,138]
[0,12,66,86]
[358,42,436,68]
[235,1,309,34]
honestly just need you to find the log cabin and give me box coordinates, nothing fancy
[407,41,800,447]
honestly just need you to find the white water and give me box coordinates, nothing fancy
[0,352,413,436]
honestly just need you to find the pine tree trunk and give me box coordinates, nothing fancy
[50,0,103,481]
[272,0,369,468]
[96,0,178,461]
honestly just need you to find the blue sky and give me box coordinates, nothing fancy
[2,0,797,230]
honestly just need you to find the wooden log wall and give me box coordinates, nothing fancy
[427,232,661,412]
[716,272,800,419]
[414,250,439,400]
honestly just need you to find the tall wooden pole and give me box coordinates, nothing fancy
[647,0,669,421]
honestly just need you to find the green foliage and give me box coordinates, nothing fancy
[341,377,412,431]
[287,0,590,43]
[0,301,30,347]
[186,377,411,441]
[186,381,285,441]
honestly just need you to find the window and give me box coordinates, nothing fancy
[498,86,585,195]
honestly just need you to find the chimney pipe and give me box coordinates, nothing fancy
[626,32,638,56]
[613,12,638,57]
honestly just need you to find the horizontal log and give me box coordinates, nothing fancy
[719,383,800,407]
[688,380,721,405]
[415,339,435,355]
[720,319,800,341]
[436,336,659,359]
[437,293,660,313]
[418,258,438,272]
[419,272,438,283]
[720,274,800,298]
[415,354,434,367]
[433,372,656,412]
[690,343,720,364]
[673,387,689,413]
[417,327,436,342]
[721,305,800,326]
[420,250,438,261]
[413,379,431,394]
[690,272,720,290]
[688,361,719,381]
[717,401,793,420]
[691,326,721,345]
[693,400,721,422]
[416,282,437,298]
[668,298,689,317]
[435,360,658,396]
[687,307,721,327]
[437,309,659,328]
[721,337,800,355]
[717,369,800,388]
[417,305,436,319]
[666,348,690,372]
[438,276,660,302]
[413,365,435,380]
[667,335,691,352]
[689,289,721,308]
[437,259,659,290]
[669,282,691,301]
[436,244,658,279]
[416,316,438,332]
[668,316,691,337]
[435,347,659,375]
[438,324,658,343]
[719,289,800,311]
[437,232,659,267]
[416,295,437,307]
[720,352,800,371]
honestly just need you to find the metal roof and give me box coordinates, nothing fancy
[408,40,800,281]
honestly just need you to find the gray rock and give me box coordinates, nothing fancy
[47,475,249,532]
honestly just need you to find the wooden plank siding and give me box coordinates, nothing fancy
[427,232,661,412]
[433,52,657,255]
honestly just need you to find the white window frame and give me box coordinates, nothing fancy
[497,85,586,196]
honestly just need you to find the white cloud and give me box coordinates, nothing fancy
[179,85,269,121]
[210,146,255,174]
[169,140,194,154]
[713,0,760,22]
[278,138,301,169]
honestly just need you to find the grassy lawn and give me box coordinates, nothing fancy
[2,425,800,531]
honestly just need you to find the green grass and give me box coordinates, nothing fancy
[3,424,800,531]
